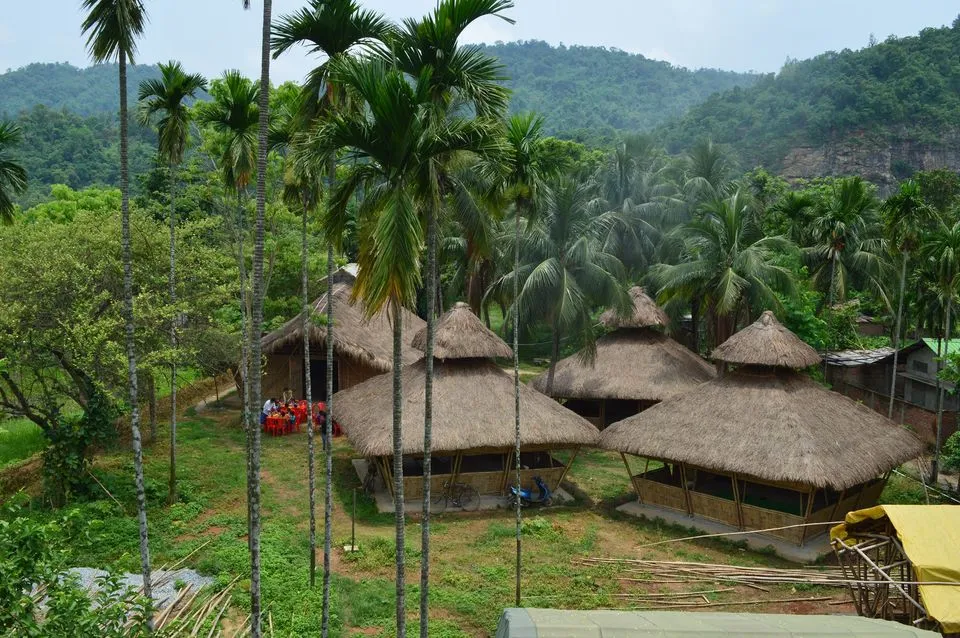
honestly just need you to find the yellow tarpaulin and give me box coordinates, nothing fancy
[831,505,960,634]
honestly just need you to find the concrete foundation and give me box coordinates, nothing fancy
[616,501,832,564]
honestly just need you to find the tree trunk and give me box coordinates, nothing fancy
[322,161,336,638]
[690,298,701,355]
[392,302,406,637]
[420,205,437,638]
[168,162,178,506]
[545,315,561,395]
[932,295,952,483]
[302,196,316,589]
[248,3,272,635]
[828,252,838,308]
[146,372,157,443]
[888,251,909,419]
[119,49,153,620]
[513,209,522,607]
[237,190,252,555]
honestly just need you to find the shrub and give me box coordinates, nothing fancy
[942,430,960,472]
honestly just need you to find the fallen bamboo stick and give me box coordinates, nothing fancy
[205,594,233,638]
[635,521,844,548]
[626,595,835,610]
[614,588,736,598]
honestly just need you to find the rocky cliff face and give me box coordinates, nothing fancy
[781,130,960,194]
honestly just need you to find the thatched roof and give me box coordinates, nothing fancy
[712,311,821,369]
[260,276,426,372]
[334,359,599,456]
[411,302,513,360]
[530,330,715,402]
[599,367,922,490]
[599,286,669,329]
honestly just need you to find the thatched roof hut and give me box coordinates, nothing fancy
[335,302,599,500]
[258,266,425,399]
[337,303,597,457]
[599,311,923,547]
[530,287,714,426]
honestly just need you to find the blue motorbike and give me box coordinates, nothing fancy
[507,476,553,508]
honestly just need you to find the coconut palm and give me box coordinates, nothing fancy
[271,4,391,624]
[652,190,799,347]
[297,55,502,636]
[496,177,630,393]
[881,180,934,419]
[919,220,960,482]
[0,121,27,224]
[80,0,152,612]
[805,176,889,309]
[137,61,207,506]
[387,2,513,630]
[495,111,555,606]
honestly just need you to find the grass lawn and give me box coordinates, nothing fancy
[3,396,863,636]
[0,418,46,469]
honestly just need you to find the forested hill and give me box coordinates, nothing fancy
[478,41,759,140]
[0,62,163,117]
[657,19,960,187]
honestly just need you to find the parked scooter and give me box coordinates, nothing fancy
[506,475,553,508]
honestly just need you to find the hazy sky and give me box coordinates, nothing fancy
[2,1,958,82]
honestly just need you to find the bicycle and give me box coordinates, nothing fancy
[431,481,480,513]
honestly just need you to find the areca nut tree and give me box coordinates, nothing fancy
[386,1,513,631]
[0,121,27,223]
[297,55,503,637]
[805,176,890,310]
[920,220,960,483]
[80,0,153,613]
[271,3,392,623]
[196,70,260,554]
[137,60,207,506]
[501,176,631,394]
[881,179,933,419]
[651,190,799,347]
[497,111,554,606]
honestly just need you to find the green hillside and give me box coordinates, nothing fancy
[479,40,759,141]
[0,62,163,117]
[657,19,960,170]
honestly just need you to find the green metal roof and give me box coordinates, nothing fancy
[495,609,941,637]
[922,338,960,357]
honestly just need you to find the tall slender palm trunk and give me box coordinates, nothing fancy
[237,191,253,552]
[248,3,272,636]
[322,159,336,638]
[545,315,561,395]
[168,164,179,505]
[932,295,953,483]
[392,302,406,637]
[302,199,315,589]
[513,209,522,607]
[119,49,153,617]
[420,207,437,638]
[888,251,909,419]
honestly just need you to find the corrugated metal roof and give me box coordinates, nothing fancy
[822,348,896,367]
[922,338,960,357]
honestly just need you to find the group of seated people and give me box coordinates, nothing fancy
[260,387,338,438]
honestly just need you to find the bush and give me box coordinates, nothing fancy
[942,430,960,472]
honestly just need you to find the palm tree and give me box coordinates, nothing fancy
[497,177,630,393]
[805,177,889,309]
[652,190,799,346]
[271,4,391,625]
[882,180,933,419]
[920,220,960,482]
[0,121,27,223]
[497,111,553,606]
[80,0,152,613]
[137,61,207,506]
[298,55,500,637]
[387,2,513,631]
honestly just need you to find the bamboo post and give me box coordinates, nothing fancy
[555,447,579,491]
[500,449,513,493]
[732,474,744,530]
[620,453,641,503]
[834,537,927,617]
[801,487,816,545]
[680,463,694,516]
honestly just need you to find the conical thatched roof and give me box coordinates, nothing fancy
[334,359,599,456]
[712,311,821,369]
[411,302,513,360]
[599,287,669,329]
[599,367,922,490]
[260,273,426,372]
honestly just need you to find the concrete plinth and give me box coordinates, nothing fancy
[616,501,832,564]
[352,458,572,514]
